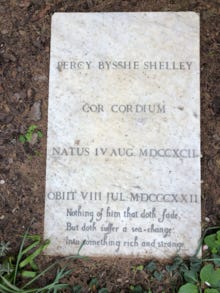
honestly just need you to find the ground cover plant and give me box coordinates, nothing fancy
[1,227,220,292]
[18,125,43,144]
[130,227,220,293]
[0,225,84,293]
[0,0,219,292]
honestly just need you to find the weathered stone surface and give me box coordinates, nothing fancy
[44,12,200,257]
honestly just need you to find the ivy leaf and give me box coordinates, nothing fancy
[184,269,198,284]
[72,285,82,293]
[153,271,163,281]
[179,263,190,274]
[166,256,183,272]
[200,264,220,288]
[178,283,198,293]
[145,261,157,272]
[204,232,220,254]
[190,256,202,272]
[213,254,220,267]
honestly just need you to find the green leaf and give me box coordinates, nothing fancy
[183,270,198,284]
[77,240,85,255]
[89,278,98,290]
[37,130,43,138]
[25,133,32,142]
[21,270,37,278]
[178,283,198,293]
[179,263,190,274]
[200,264,213,284]
[72,285,82,293]
[18,135,26,143]
[19,125,43,144]
[204,234,216,248]
[213,254,220,267]
[0,275,21,291]
[23,255,81,289]
[0,242,11,257]
[25,125,37,142]
[130,285,143,293]
[204,232,220,254]
[0,282,17,293]
[98,289,108,293]
[29,260,38,271]
[35,283,69,292]
[204,289,219,293]
[22,236,40,255]
[153,271,163,281]
[166,256,183,272]
[190,256,202,272]
[13,224,32,285]
[216,231,220,243]
[136,265,144,271]
[200,264,220,288]
[27,125,37,133]
[19,239,50,268]
[145,261,157,272]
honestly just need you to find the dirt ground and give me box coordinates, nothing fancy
[0,0,220,292]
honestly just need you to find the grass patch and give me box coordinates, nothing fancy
[1,227,220,292]
[0,225,84,293]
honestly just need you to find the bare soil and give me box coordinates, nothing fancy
[0,0,220,292]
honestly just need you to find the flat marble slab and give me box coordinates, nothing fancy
[44,12,200,257]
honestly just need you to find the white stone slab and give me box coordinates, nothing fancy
[44,12,200,257]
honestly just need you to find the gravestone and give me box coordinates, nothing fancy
[44,12,200,257]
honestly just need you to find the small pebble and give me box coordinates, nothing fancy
[1,29,8,34]
[29,132,38,146]
[12,207,19,213]
[29,100,42,121]
[19,30,26,36]
[205,217,210,222]
[13,92,21,102]
[0,215,5,220]
[203,245,209,251]
[0,179,5,185]
[8,158,13,164]
[27,88,35,99]
[33,75,47,81]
